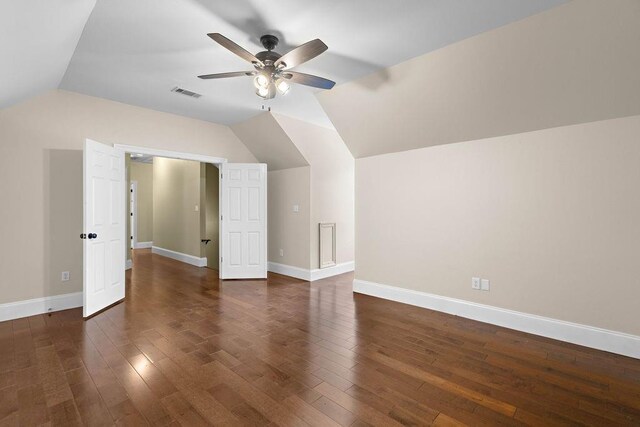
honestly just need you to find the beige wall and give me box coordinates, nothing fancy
[0,89,256,304]
[153,158,202,258]
[267,167,311,269]
[317,0,640,158]
[356,115,640,336]
[274,114,355,269]
[231,113,308,171]
[130,161,153,243]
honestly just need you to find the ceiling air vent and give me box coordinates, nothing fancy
[171,87,202,98]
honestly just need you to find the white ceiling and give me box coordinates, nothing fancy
[0,0,96,109]
[4,0,566,128]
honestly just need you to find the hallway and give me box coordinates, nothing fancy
[1,250,639,425]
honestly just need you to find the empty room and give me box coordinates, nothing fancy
[1,0,639,425]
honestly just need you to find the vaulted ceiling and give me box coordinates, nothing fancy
[2,0,566,128]
[317,0,640,157]
[0,0,96,109]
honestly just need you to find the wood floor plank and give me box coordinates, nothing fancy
[0,248,638,426]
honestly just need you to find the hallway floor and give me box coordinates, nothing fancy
[1,249,639,425]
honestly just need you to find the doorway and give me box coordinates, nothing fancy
[204,163,219,270]
[83,141,267,318]
[129,181,136,250]
[128,154,216,269]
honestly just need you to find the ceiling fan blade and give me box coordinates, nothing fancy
[208,33,264,67]
[198,71,256,79]
[283,71,335,90]
[275,39,328,69]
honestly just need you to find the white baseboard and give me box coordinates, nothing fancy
[152,246,207,267]
[0,292,83,322]
[268,262,312,280]
[134,241,153,249]
[353,279,640,360]
[311,261,355,281]
[267,261,355,282]
[125,259,132,270]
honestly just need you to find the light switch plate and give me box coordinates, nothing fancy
[61,271,70,282]
[481,279,490,291]
[279,249,284,257]
[293,205,299,213]
[472,277,481,290]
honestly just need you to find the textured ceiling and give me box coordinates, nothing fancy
[53,0,566,128]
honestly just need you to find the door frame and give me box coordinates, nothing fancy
[83,142,229,317]
[115,145,228,165]
[114,143,227,269]
[130,180,137,250]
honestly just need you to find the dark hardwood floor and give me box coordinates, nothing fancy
[1,249,640,426]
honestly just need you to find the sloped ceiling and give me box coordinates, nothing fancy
[1,0,566,128]
[0,0,96,109]
[317,0,640,158]
[231,113,308,171]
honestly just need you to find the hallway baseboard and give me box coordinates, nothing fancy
[268,261,355,281]
[152,246,207,267]
[134,241,153,249]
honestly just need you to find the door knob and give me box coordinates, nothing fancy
[88,233,98,239]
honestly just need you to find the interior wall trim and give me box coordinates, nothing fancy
[268,261,355,282]
[114,144,227,165]
[0,292,83,322]
[268,262,311,280]
[311,261,355,281]
[134,241,153,249]
[152,246,207,268]
[353,279,640,360]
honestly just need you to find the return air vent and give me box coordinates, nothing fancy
[171,87,202,98]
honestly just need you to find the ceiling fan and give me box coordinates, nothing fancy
[198,33,336,99]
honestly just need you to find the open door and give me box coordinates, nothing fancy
[219,163,267,279]
[83,139,126,317]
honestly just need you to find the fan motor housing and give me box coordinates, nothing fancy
[255,50,281,64]
[260,34,279,51]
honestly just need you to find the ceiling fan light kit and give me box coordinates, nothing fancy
[198,32,335,100]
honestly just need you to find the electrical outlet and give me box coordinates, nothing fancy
[292,204,299,213]
[481,279,490,291]
[194,204,199,212]
[472,277,481,290]
[61,271,70,282]
[279,249,284,257]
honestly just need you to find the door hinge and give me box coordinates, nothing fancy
[130,189,133,193]
[220,215,223,221]
[220,173,223,179]
[130,236,133,240]
[221,257,223,263]
[130,212,133,216]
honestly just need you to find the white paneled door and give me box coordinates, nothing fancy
[220,163,267,279]
[83,139,126,317]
